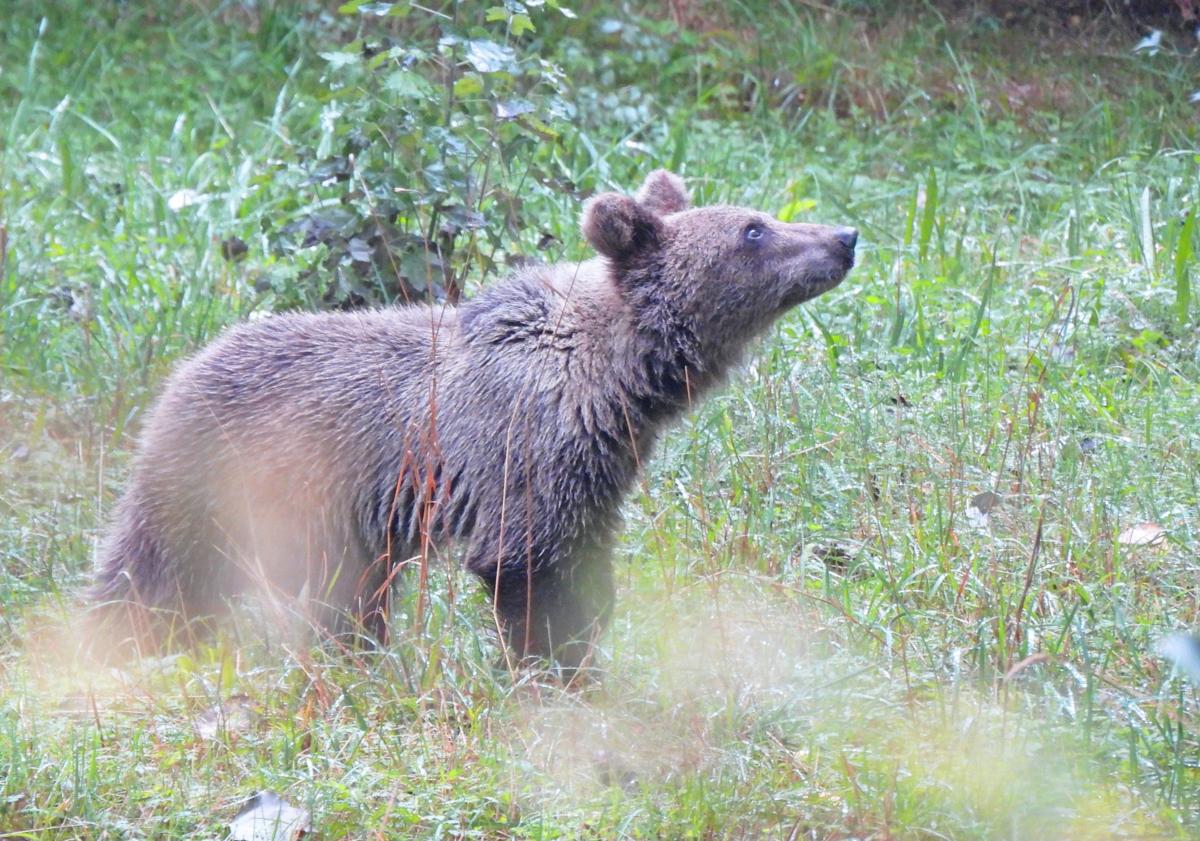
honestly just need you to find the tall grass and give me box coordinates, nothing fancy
[2,1,1199,837]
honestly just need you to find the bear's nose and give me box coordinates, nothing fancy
[835,227,858,251]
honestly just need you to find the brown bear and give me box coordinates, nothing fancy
[90,170,856,672]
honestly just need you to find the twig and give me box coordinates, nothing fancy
[1010,503,1046,667]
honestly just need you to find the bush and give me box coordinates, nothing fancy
[262,0,581,309]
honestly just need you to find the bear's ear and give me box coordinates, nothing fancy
[581,193,664,261]
[636,169,690,215]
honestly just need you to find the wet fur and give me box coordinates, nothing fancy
[91,171,856,671]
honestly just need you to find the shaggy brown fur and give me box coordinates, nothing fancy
[90,170,857,672]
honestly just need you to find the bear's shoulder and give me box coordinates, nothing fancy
[459,261,609,348]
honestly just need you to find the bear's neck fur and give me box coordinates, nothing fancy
[462,255,736,455]
[609,252,708,419]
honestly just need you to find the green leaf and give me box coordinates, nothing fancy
[545,0,578,17]
[400,250,434,292]
[776,198,816,222]
[465,39,516,73]
[510,13,536,35]
[453,73,484,98]
[320,50,362,70]
[485,6,508,22]
[516,115,558,141]
[497,99,535,119]
[384,70,435,99]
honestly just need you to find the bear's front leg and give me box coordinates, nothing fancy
[470,546,615,676]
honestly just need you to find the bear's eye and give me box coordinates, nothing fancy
[743,224,765,243]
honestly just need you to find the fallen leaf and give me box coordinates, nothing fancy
[969,491,1001,515]
[965,491,1000,529]
[229,791,310,841]
[811,542,871,580]
[1133,30,1162,55]
[221,237,249,262]
[195,694,256,741]
[167,189,204,211]
[1157,633,1200,685]
[813,543,852,573]
[1117,522,1166,547]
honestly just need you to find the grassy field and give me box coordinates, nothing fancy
[2,1,1200,837]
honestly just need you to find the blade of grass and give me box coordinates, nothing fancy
[1174,207,1194,323]
[918,168,938,263]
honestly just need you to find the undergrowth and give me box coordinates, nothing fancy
[1,0,1199,837]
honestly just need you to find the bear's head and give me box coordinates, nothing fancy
[582,170,856,371]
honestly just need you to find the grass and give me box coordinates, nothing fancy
[2,0,1200,837]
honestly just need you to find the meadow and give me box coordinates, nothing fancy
[2,1,1199,837]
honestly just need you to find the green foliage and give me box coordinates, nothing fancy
[262,1,580,308]
[2,1,1200,837]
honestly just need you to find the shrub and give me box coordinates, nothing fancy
[263,0,580,309]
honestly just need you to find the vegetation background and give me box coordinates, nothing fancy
[2,0,1200,837]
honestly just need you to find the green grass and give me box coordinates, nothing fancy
[3,1,1200,837]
